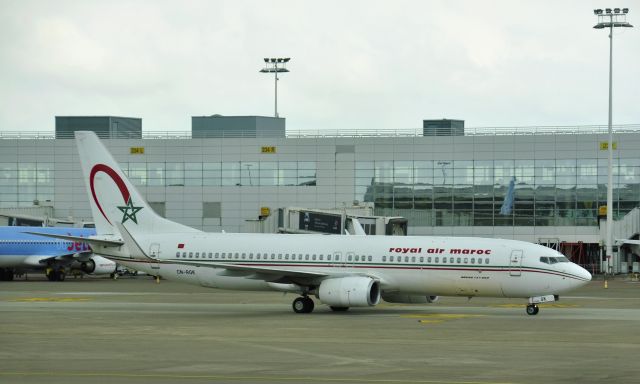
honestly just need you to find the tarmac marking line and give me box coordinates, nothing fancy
[8,297,92,302]
[401,313,485,325]
[490,304,578,308]
[0,371,517,384]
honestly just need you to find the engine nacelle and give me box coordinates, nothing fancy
[317,276,380,307]
[78,255,117,275]
[382,292,439,304]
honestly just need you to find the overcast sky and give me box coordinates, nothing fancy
[0,0,638,133]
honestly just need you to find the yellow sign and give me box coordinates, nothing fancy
[260,207,271,217]
[599,142,617,150]
[130,147,145,154]
[261,146,276,153]
[599,205,607,216]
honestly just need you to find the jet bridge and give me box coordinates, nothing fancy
[275,206,407,236]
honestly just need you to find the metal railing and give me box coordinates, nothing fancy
[0,124,638,140]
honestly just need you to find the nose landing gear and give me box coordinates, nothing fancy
[526,304,539,316]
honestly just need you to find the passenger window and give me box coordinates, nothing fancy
[278,254,282,260]
[319,255,323,261]
[256,254,261,260]
[195,252,200,258]
[215,252,219,258]
[176,252,180,257]
[450,257,454,263]
[271,253,275,259]
[456,257,461,263]
[249,253,253,259]
[390,256,394,262]
[471,258,475,264]
[209,253,213,258]
[355,255,359,261]
[335,255,340,261]
[328,255,332,261]
[368,256,372,262]
[405,256,409,262]
[348,255,353,261]
[382,256,387,262]
[412,256,416,263]
[485,258,489,264]
[477,258,482,264]
[235,253,239,259]
[305,255,309,260]
[182,252,187,257]
[419,257,424,263]
[464,258,468,264]
[427,257,431,263]
[312,255,317,261]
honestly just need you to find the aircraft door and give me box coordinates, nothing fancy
[509,249,523,276]
[149,243,161,270]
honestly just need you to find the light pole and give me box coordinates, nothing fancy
[260,58,290,118]
[593,8,632,275]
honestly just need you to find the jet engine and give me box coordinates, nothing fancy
[77,255,117,275]
[317,276,380,307]
[381,292,439,304]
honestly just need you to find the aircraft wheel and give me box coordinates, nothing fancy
[292,297,308,313]
[303,296,314,313]
[57,270,66,282]
[330,306,349,312]
[526,304,539,316]
[46,269,56,281]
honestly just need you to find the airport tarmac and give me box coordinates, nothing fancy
[1,275,640,384]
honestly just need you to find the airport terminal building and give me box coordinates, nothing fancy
[1,116,639,272]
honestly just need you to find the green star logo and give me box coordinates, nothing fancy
[117,197,143,224]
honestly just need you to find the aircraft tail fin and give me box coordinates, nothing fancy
[75,131,200,238]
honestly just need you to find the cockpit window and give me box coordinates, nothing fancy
[540,256,570,264]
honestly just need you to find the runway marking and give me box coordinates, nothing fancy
[490,304,578,308]
[0,371,516,384]
[9,297,91,302]
[401,313,485,325]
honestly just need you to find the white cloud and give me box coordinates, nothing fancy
[0,0,637,133]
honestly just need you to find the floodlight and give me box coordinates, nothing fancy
[606,8,612,14]
[259,57,291,117]
[623,8,629,14]
[614,8,620,13]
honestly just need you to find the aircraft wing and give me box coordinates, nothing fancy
[24,232,124,248]
[170,259,328,280]
[22,251,93,267]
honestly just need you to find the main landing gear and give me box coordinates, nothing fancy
[526,304,539,316]
[292,296,315,313]
[0,268,14,281]
[46,267,66,282]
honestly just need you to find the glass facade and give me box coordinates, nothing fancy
[357,159,640,226]
[119,161,317,188]
[0,162,54,207]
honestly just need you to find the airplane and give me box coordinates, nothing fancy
[31,131,592,315]
[0,226,116,281]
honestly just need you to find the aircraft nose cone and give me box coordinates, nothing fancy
[577,265,592,282]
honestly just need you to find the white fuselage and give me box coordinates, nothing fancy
[104,232,591,299]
